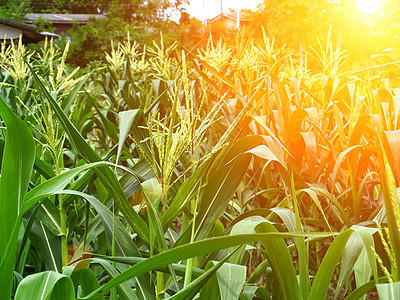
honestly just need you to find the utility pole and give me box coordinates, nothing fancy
[236,9,240,29]
[203,0,207,25]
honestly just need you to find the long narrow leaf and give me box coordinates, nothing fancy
[14,271,74,300]
[79,232,333,299]
[0,94,35,299]
[27,63,150,244]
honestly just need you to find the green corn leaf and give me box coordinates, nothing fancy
[14,271,74,300]
[91,259,139,300]
[79,232,333,300]
[69,268,105,300]
[36,199,62,236]
[376,282,400,300]
[90,254,204,278]
[255,221,302,300]
[193,154,251,242]
[196,58,236,89]
[61,190,141,257]
[23,162,114,213]
[349,114,372,147]
[0,93,35,299]
[142,179,180,291]
[332,145,366,191]
[229,216,266,264]
[162,159,209,232]
[247,259,270,285]
[175,144,290,247]
[116,110,139,166]
[335,226,378,299]
[171,254,235,300]
[28,219,62,272]
[309,229,355,299]
[222,208,270,235]
[34,156,56,179]
[354,248,372,300]
[199,261,220,300]
[241,286,258,300]
[216,262,246,300]
[44,189,155,300]
[344,277,388,300]
[27,62,150,245]
[88,97,119,143]
[194,144,288,242]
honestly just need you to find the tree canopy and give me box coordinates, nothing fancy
[244,0,400,70]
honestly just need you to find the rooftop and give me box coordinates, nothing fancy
[208,12,251,23]
[25,14,106,24]
[0,18,38,32]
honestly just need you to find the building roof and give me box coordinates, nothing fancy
[0,18,45,42]
[0,18,38,33]
[208,12,251,24]
[25,14,106,25]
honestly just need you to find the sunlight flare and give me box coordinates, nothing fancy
[358,0,383,14]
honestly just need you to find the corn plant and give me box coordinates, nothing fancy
[3,30,400,300]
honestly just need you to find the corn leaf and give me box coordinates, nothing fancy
[14,271,74,300]
[216,262,247,300]
[68,268,105,300]
[376,282,400,300]
[0,94,35,299]
[255,221,302,300]
[28,63,150,244]
[199,261,220,300]
[79,232,333,299]
[309,229,355,299]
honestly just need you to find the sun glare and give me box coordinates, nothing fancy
[358,0,383,14]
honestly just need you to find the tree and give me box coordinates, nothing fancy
[0,0,26,21]
[249,0,400,69]
[250,0,341,49]
[0,0,193,66]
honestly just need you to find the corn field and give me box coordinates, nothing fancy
[1,34,400,299]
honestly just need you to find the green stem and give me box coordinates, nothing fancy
[156,272,164,298]
[184,182,200,287]
[52,146,68,268]
[348,160,359,224]
[290,171,309,299]
[111,203,116,299]
[59,194,68,267]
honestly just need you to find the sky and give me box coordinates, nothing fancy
[183,0,264,21]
